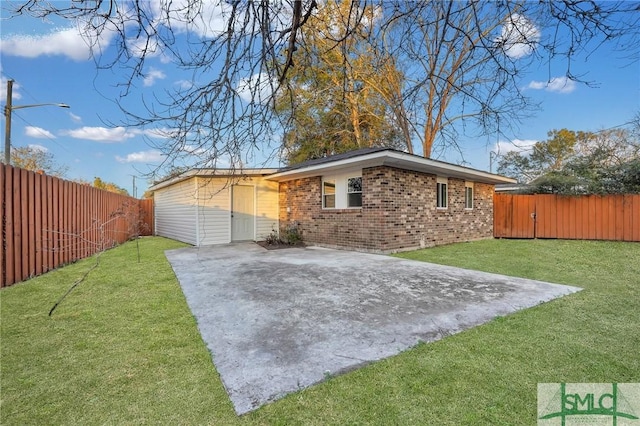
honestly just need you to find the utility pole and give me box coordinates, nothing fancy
[4,79,13,165]
[3,79,70,165]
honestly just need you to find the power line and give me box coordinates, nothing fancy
[10,111,69,151]
[3,73,41,105]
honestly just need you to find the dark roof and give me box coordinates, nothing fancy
[279,147,394,172]
[270,147,517,184]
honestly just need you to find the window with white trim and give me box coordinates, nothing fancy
[347,177,362,207]
[436,177,448,208]
[322,172,363,209]
[465,182,474,209]
[323,180,336,208]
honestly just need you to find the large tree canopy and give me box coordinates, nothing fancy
[277,1,408,164]
[497,127,640,194]
[10,1,640,175]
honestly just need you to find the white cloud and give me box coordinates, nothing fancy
[149,0,233,39]
[181,144,206,155]
[116,150,165,163]
[25,126,56,139]
[63,126,137,142]
[143,67,166,87]
[27,144,48,152]
[497,14,540,59]
[69,112,82,123]
[527,76,576,94]
[175,79,194,90]
[494,139,538,155]
[237,72,276,104]
[127,35,162,59]
[127,127,177,139]
[0,26,99,61]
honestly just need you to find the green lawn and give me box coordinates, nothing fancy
[1,237,638,425]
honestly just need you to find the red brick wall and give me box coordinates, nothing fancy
[279,166,494,252]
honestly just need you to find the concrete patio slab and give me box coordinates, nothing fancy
[165,243,581,415]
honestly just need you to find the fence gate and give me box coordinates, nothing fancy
[493,194,536,238]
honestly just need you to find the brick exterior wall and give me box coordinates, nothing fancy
[279,166,495,253]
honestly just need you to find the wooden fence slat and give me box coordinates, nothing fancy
[607,195,616,241]
[614,195,624,241]
[63,179,69,265]
[588,196,597,240]
[46,176,54,271]
[20,168,29,281]
[80,184,86,258]
[13,168,23,283]
[629,194,640,241]
[5,166,14,286]
[579,196,589,240]
[72,181,78,261]
[53,177,61,269]
[0,165,5,286]
[567,196,576,239]
[35,173,43,275]
[28,170,36,279]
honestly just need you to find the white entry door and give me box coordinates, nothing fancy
[231,185,255,241]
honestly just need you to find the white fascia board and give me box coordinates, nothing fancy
[266,154,386,181]
[267,151,516,184]
[382,151,517,184]
[148,169,199,192]
[148,168,279,191]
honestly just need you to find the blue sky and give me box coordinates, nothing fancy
[1,2,639,196]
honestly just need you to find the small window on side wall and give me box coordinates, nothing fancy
[323,180,336,208]
[465,182,474,209]
[347,177,362,207]
[436,177,448,208]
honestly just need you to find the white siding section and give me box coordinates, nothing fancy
[256,178,280,240]
[154,178,197,245]
[154,174,279,246]
[195,177,232,246]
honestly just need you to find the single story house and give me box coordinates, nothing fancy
[149,148,516,253]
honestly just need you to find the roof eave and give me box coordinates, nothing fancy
[148,168,279,191]
[267,151,516,184]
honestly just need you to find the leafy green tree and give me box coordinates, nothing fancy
[497,129,582,183]
[499,127,640,194]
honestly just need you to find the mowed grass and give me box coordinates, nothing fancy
[1,237,639,425]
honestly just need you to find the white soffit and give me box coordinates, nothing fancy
[268,151,516,185]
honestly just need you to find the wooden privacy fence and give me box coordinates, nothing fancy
[494,193,640,241]
[1,164,154,288]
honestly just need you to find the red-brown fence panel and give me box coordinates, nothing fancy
[0,165,5,285]
[493,193,535,238]
[494,193,640,242]
[139,198,154,236]
[1,165,155,287]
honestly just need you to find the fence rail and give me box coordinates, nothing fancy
[494,193,640,241]
[1,164,154,288]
